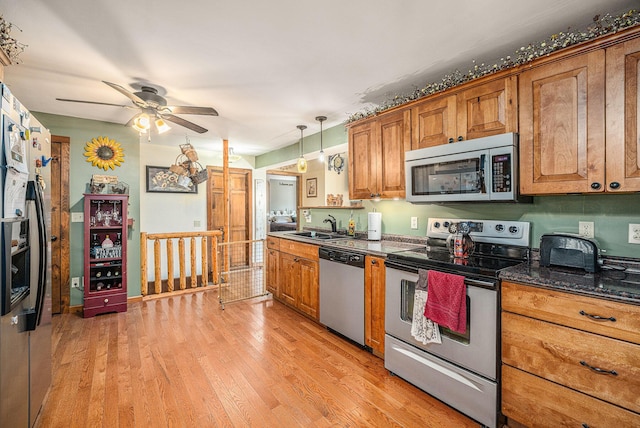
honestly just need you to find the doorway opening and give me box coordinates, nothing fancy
[266,171,301,233]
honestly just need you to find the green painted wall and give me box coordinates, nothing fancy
[302,194,640,258]
[255,124,348,168]
[35,112,141,306]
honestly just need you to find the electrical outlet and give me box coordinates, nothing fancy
[578,221,594,238]
[193,220,201,227]
[71,277,80,288]
[71,212,84,222]
[629,223,640,244]
[410,217,418,229]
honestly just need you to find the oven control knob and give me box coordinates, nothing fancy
[443,221,450,228]
[433,221,441,229]
[509,226,519,234]
[495,224,505,232]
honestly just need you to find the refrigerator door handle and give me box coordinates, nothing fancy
[26,178,48,327]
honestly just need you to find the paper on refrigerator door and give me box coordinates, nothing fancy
[4,168,28,218]
[4,121,29,174]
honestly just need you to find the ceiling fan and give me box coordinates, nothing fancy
[56,81,218,134]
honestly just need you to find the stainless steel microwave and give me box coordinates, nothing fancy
[405,133,530,203]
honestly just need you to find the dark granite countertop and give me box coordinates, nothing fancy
[500,258,640,306]
[268,230,425,257]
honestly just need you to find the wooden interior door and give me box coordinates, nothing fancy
[50,136,70,314]
[206,166,252,268]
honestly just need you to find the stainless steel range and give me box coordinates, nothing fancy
[384,218,530,428]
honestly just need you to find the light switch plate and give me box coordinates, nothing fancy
[410,217,418,229]
[71,212,84,222]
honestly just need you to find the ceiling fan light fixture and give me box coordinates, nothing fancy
[154,117,171,134]
[228,147,242,163]
[132,113,150,133]
[296,125,307,173]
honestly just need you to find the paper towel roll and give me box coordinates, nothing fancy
[368,212,382,241]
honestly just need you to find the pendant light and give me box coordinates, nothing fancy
[296,125,307,173]
[316,115,326,163]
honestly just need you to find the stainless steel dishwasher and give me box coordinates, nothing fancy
[319,246,366,347]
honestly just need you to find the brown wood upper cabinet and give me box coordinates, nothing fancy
[606,36,640,192]
[411,76,518,149]
[519,50,606,194]
[348,109,411,200]
[519,35,640,195]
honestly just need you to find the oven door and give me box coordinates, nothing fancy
[385,265,497,380]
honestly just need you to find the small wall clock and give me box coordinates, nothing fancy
[328,153,345,174]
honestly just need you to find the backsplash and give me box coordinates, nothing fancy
[303,194,640,258]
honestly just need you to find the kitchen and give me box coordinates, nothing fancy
[2,1,640,427]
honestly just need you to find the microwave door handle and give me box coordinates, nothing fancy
[479,154,486,193]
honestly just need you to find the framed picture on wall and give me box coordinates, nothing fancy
[306,177,317,197]
[146,165,198,194]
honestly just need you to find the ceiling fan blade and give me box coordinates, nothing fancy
[56,98,135,109]
[164,106,219,116]
[162,114,208,134]
[102,81,146,105]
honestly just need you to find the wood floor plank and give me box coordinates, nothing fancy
[36,292,481,427]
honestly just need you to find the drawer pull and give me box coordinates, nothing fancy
[580,360,618,376]
[579,310,616,322]
[582,424,589,428]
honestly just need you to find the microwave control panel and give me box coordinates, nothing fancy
[492,154,511,193]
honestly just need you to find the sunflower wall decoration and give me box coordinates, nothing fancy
[84,136,125,170]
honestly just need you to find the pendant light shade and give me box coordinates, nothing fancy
[316,115,326,163]
[297,125,307,173]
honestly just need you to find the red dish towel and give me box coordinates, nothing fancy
[424,270,467,334]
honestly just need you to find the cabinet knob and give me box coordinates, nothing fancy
[609,181,620,190]
[371,259,377,265]
[448,137,454,144]
[51,235,58,242]
[590,182,601,190]
[104,298,109,304]
[457,136,464,141]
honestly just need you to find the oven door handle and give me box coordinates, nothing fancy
[464,278,495,289]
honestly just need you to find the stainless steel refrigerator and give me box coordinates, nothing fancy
[0,82,52,427]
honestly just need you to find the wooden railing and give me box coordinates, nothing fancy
[140,230,223,297]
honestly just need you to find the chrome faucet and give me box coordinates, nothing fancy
[323,215,337,233]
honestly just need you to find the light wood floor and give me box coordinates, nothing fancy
[37,292,481,427]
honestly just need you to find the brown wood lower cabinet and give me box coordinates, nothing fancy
[501,281,640,427]
[268,238,319,320]
[364,255,385,357]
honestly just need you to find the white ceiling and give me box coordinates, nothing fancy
[2,0,636,156]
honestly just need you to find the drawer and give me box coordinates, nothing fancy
[502,311,640,413]
[84,291,127,309]
[502,281,640,344]
[502,365,640,428]
[278,239,318,261]
[266,236,280,250]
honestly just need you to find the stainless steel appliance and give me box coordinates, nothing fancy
[405,133,531,203]
[0,82,52,428]
[319,246,366,347]
[384,218,530,428]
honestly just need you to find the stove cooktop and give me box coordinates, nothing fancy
[385,218,531,279]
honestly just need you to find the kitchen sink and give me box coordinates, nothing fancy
[291,231,344,240]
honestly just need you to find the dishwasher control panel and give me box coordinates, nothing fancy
[319,247,366,268]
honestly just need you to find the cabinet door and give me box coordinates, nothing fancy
[519,51,606,194]
[266,248,279,298]
[606,37,640,192]
[348,120,378,199]
[411,94,457,149]
[365,256,385,356]
[457,76,517,140]
[279,252,298,307]
[378,110,411,198]
[297,258,319,319]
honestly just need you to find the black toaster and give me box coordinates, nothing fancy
[539,233,601,273]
